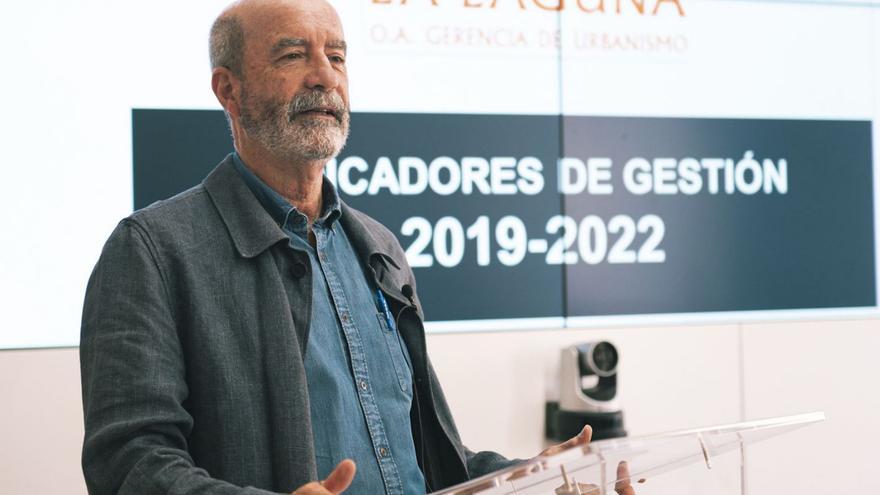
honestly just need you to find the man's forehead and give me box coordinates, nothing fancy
[229,0,345,47]
[228,0,338,17]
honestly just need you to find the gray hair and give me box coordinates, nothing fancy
[209,14,245,77]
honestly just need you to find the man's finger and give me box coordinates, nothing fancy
[562,425,593,450]
[614,461,637,495]
[562,425,593,448]
[578,425,593,445]
[321,459,357,494]
[540,424,594,457]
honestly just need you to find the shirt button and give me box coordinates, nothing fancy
[290,262,307,279]
[360,380,368,391]
[341,313,350,324]
[379,447,388,458]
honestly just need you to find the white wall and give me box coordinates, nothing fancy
[0,348,86,493]
[2,317,877,493]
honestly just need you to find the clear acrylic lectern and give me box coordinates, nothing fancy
[431,412,825,495]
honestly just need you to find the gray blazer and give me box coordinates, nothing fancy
[80,156,515,494]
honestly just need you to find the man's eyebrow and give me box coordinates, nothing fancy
[326,40,347,52]
[271,38,308,54]
[271,38,347,54]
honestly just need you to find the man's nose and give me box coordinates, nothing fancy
[304,55,340,92]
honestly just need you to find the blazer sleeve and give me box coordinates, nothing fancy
[79,219,280,495]
[422,350,523,482]
[464,449,524,479]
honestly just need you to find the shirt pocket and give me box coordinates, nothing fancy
[376,313,413,394]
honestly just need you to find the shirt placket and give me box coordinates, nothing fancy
[314,224,405,495]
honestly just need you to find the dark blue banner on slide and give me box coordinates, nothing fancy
[133,110,876,322]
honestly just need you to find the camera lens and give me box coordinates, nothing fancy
[590,342,618,375]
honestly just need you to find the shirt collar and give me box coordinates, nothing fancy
[232,152,342,231]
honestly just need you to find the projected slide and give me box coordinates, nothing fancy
[2,0,878,347]
[133,110,875,326]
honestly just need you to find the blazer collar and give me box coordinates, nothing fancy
[203,155,288,258]
[339,203,417,309]
[339,204,401,265]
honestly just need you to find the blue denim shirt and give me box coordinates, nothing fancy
[233,154,426,495]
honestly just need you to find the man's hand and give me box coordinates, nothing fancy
[540,425,593,457]
[290,460,357,495]
[540,426,639,495]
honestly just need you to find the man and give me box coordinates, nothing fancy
[80,0,635,493]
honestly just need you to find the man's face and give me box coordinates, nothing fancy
[237,0,350,162]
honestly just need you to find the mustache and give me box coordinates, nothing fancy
[288,91,348,124]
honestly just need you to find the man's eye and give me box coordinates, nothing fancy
[282,52,304,60]
[329,55,346,64]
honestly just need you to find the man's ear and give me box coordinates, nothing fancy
[212,68,242,120]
